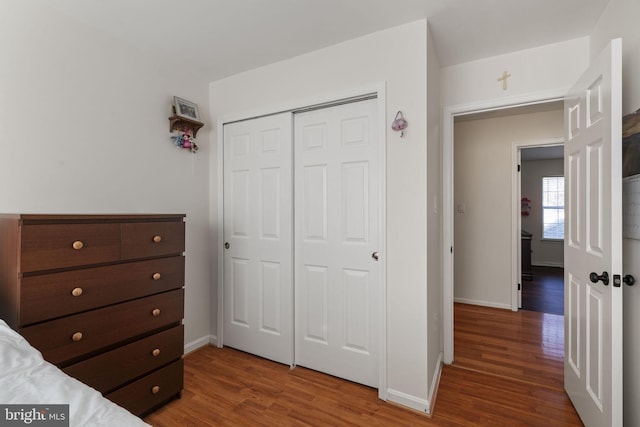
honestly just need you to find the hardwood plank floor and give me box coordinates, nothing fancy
[453,302,564,390]
[145,304,582,426]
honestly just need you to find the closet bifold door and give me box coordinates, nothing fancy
[293,98,380,388]
[222,113,293,365]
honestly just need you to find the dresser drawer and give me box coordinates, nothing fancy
[106,359,183,417]
[19,289,184,366]
[20,223,121,272]
[121,221,185,260]
[63,326,183,394]
[20,256,185,325]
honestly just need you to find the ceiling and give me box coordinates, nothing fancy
[455,100,564,123]
[44,0,610,82]
[521,145,564,161]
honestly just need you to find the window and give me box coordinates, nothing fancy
[542,176,564,239]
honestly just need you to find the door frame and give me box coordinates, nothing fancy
[442,89,567,364]
[215,83,388,399]
[512,139,565,311]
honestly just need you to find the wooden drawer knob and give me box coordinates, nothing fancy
[152,235,162,243]
[152,308,161,317]
[71,332,83,342]
[71,287,83,297]
[152,348,161,357]
[72,240,84,250]
[152,272,162,281]
[151,385,160,394]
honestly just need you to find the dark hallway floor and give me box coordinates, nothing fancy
[522,265,564,315]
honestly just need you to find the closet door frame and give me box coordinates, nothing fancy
[215,83,387,400]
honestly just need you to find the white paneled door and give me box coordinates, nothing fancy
[564,39,622,427]
[223,113,293,365]
[294,99,380,388]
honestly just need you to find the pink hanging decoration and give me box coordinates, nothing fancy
[392,111,408,137]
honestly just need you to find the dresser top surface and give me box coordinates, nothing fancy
[0,214,185,224]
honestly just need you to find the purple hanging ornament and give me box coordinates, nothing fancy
[392,111,408,137]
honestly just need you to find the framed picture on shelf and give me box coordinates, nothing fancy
[173,96,200,122]
[623,108,640,177]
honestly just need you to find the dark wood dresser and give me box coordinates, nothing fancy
[0,214,185,417]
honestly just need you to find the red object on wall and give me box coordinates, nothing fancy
[521,197,531,216]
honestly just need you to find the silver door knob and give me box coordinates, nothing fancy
[372,252,379,261]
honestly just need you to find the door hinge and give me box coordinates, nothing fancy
[450,246,453,254]
[517,164,521,172]
[518,283,521,291]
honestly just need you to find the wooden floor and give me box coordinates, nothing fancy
[453,302,565,390]
[522,266,564,315]
[145,304,582,426]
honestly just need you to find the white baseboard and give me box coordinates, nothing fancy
[454,297,511,310]
[386,389,430,414]
[184,335,216,355]
[532,262,564,268]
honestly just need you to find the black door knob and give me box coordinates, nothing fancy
[623,275,636,286]
[590,271,609,286]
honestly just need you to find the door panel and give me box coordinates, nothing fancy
[343,268,371,353]
[343,162,369,242]
[304,265,329,343]
[223,113,292,365]
[260,168,281,239]
[564,38,622,427]
[586,141,604,255]
[586,286,604,410]
[260,261,282,334]
[294,99,379,388]
[303,165,328,240]
[230,169,250,237]
[567,272,581,375]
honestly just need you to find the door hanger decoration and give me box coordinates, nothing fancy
[391,111,408,137]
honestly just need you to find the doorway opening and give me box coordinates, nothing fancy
[448,100,567,391]
[519,145,565,316]
[443,93,567,364]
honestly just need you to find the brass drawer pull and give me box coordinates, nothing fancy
[71,287,83,297]
[71,332,83,342]
[151,385,160,394]
[152,235,162,243]
[152,348,161,357]
[152,308,161,317]
[72,240,84,250]
[152,272,162,281]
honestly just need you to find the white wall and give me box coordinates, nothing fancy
[0,1,212,347]
[521,158,564,267]
[454,110,563,308]
[441,37,590,107]
[210,20,438,411]
[590,0,640,425]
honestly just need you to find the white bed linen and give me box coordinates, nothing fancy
[0,319,149,427]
